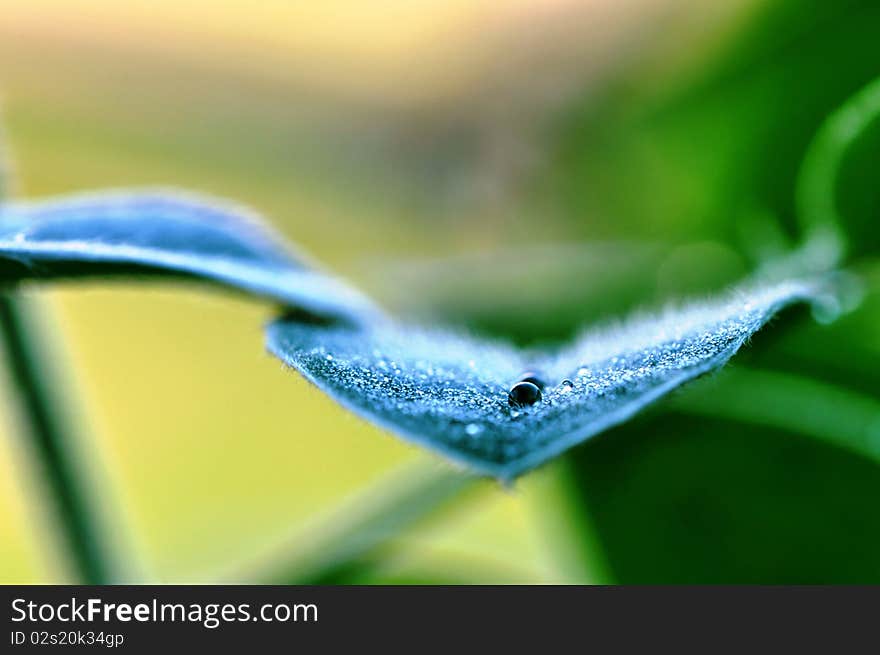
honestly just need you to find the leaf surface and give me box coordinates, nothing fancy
[267,279,830,479]
[0,191,379,324]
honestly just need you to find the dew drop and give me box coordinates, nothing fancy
[465,423,483,436]
[508,381,542,407]
[325,354,334,361]
[517,371,546,390]
[577,367,590,377]
[558,379,574,393]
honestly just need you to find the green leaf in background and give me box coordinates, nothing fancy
[566,409,880,583]
[547,0,880,253]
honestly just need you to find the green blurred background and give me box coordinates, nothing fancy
[1,0,878,583]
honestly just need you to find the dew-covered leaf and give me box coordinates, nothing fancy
[267,279,832,479]
[0,190,380,324]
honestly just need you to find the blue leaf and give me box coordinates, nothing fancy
[0,190,380,324]
[267,279,833,480]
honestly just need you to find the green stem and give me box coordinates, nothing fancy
[1,130,114,583]
[0,294,115,583]
[244,463,481,584]
[796,76,880,252]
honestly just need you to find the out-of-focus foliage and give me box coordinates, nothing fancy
[568,411,880,583]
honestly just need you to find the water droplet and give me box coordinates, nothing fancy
[325,354,334,361]
[465,423,483,436]
[577,367,591,377]
[508,381,542,407]
[811,294,843,325]
[517,371,546,390]
[558,379,574,393]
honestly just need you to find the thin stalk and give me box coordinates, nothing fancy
[796,75,880,254]
[0,295,115,584]
[0,131,114,583]
[243,462,482,584]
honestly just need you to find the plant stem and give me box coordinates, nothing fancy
[796,75,880,253]
[244,463,481,584]
[0,294,115,583]
[1,124,115,582]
